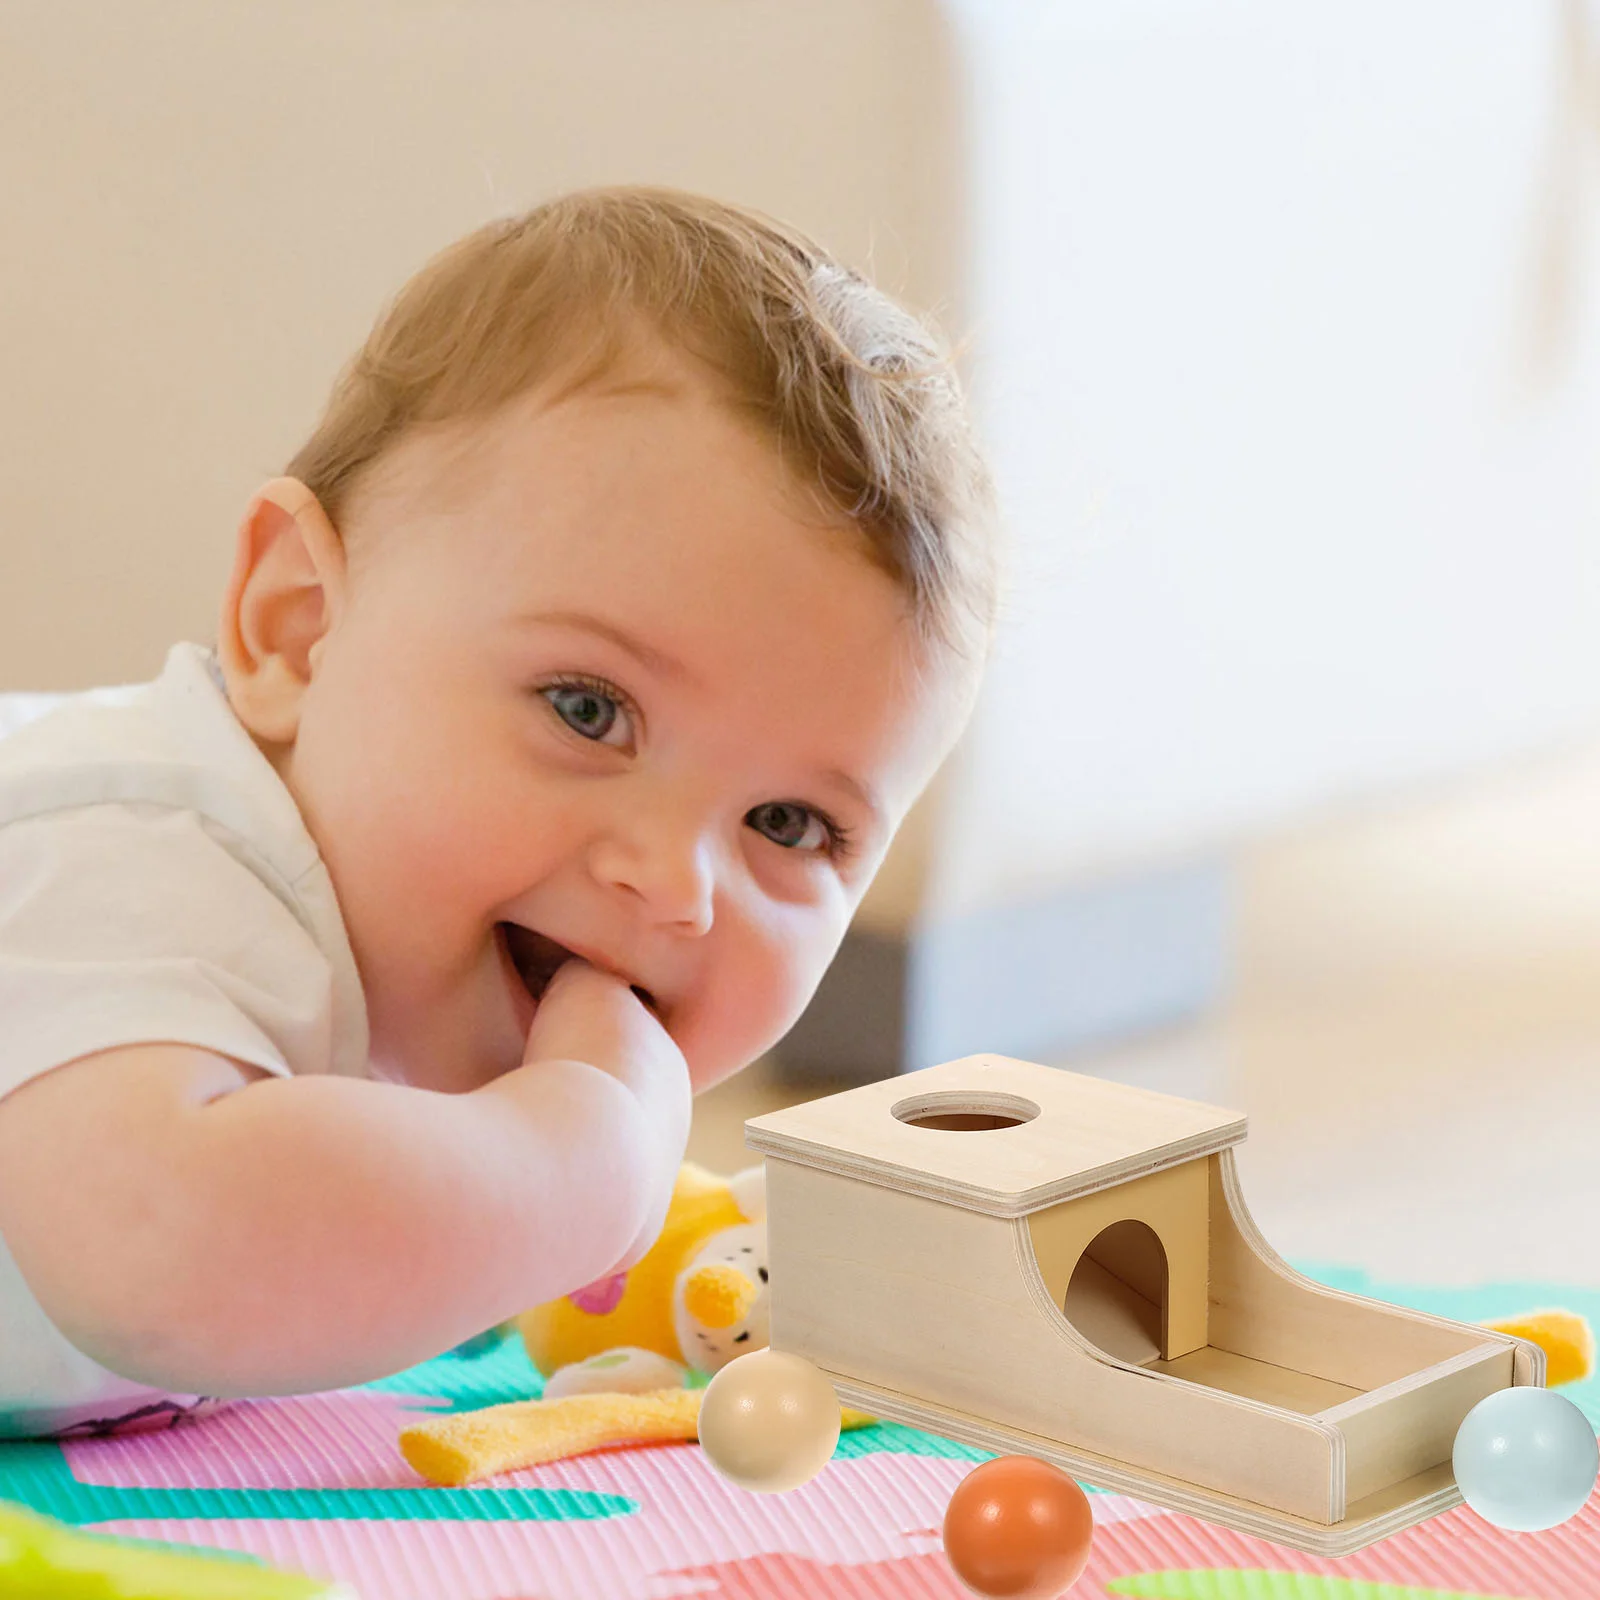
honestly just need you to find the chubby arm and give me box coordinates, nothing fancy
[0,964,689,1398]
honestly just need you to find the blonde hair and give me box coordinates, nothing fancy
[286,186,999,667]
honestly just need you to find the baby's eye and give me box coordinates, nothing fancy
[542,680,632,747]
[746,801,839,855]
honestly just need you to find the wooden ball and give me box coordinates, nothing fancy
[942,1456,1094,1599]
[697,1349,841,1493]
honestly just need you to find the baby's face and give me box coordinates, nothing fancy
[267,345,969,1094]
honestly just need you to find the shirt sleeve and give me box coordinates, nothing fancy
[0,801,343,1101]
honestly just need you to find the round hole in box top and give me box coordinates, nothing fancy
[890,1090,1040,1132]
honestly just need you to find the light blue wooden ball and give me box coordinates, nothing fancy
[1453,1387,1598,1532]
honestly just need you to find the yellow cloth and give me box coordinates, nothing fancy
[1481,1307,1595,1387]
[400,1388,880,1487]
[401,1389,704,1487]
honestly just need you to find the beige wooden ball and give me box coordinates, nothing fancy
[697,1349,842,1492]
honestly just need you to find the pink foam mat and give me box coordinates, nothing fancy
[8,1269,1600,1600]
[36,1386,1600,1598]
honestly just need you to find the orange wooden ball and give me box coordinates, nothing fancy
[942,1455,1094,1599]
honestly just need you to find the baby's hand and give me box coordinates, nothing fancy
[520,961,691,1268]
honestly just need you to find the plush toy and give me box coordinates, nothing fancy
[520,1160,769,1397]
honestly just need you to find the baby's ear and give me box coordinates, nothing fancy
[218,477,347,744]
[728,1165,766,1223]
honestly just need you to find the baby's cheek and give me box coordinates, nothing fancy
[738,935,824,1065]
[679,973,767,1094]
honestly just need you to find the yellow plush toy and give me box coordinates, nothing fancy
[518,1161,767,1388]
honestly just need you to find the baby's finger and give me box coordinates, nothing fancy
[520,960,637,1058]
[522,965,687,1132]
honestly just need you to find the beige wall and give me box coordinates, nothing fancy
[0,0,963,694]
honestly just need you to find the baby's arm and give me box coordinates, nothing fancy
[0,962,689,1398]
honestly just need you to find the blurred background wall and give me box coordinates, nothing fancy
[4,0,1600,1084]
[940,0,1600,912]
[0,0,962,698]
[869,0,1600,1075]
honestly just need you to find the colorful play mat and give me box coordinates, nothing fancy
[3,1265,1597,1598]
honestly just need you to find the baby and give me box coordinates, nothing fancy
[0,187,997,1438]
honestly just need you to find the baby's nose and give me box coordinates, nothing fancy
[588,823,715,934]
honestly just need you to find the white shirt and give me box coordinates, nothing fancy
[0,642,369,1436]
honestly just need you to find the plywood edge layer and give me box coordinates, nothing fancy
[820,1368,1462,1558]
[744,1122,1248,1216]
[1512,1338,1547,1386]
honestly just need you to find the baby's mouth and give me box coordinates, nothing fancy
[498,923,659,1013]
[499,923,575,1006]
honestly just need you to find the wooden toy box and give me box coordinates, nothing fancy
[745,1054,1542,1556]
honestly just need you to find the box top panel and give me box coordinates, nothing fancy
[744,1054,1247,1217]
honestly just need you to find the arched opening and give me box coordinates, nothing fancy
[1062,1219,1168,1366]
